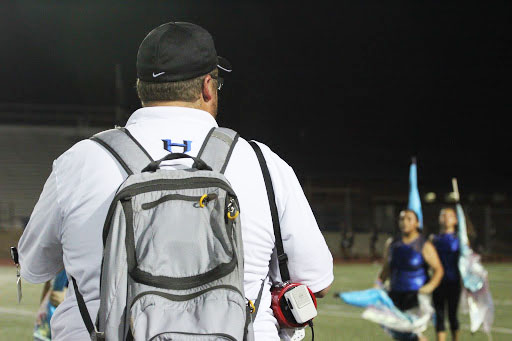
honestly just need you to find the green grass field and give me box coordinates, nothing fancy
[1,263,511,340]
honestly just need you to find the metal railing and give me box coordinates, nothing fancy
[0,102,127,126]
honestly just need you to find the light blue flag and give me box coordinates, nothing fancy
[340,289,396,309]
[408,157,423,229]
[339,289,433,334]
[457,204,471,260]
[456,202,494,333]
[457,203,485,292]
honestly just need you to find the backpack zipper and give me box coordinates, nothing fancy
[130,284,244,309]
[118,177,236,200]
[149,331,236,341]
[141,193,218,210]
[131,286,244,341]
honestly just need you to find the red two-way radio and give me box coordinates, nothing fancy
[271,282,318,328]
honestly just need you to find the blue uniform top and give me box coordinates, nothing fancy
[53,270,69,291]
[433,232,460,283]
[389,236,428,292]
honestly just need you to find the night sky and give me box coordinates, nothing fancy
[1,1,511,194]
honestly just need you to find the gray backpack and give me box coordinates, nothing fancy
[71,127,256,341]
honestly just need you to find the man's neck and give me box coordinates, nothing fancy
[142,100,216,118]
[143,100,199,108]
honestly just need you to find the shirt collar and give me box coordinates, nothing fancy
[125,106,218,127]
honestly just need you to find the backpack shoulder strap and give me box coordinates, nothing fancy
[90,127,153,175]
[197,127,239,174]
[248,141,290,282]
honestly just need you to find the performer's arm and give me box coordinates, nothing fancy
[40,280,51,303]
[376,237,392,286]
[36,288,51,325]
[419,241,444,294]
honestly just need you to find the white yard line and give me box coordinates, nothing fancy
[494,299,512,306]
[487,326,512,334]
[0,306,35,317]
[2,304,511,335]
[319,308,362,319]
[319,305,512,335]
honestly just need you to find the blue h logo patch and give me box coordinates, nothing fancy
[162,139,192,153]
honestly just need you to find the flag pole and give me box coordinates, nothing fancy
[452,178,460,203]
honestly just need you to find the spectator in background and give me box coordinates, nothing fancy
[370,225,379,261]
[340,222,354,260]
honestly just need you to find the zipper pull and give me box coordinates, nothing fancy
[227,198,239,220]
[199,193,218,208]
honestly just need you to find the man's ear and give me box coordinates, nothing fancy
[202,75,214,102]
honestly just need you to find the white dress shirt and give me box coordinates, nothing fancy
[18,106,333,340]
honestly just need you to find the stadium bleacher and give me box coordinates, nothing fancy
[0,124,105,226]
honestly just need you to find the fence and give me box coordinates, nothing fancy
[303,179,512,258]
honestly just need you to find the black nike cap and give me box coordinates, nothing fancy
[136,22,232,83]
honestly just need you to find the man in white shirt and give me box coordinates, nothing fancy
[18,21,333,340]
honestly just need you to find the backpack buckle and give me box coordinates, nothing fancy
[278,253,288,263]
[91,331,105,341]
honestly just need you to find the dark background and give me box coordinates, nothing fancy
[1,1,511,195]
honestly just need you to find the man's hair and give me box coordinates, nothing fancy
[136,69,218,103]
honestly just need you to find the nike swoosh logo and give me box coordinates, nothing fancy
[218,65,232,72]
[153,71,165,77]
